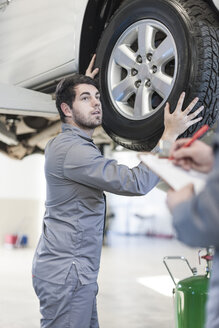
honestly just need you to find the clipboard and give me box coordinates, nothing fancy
[139,153,208,194]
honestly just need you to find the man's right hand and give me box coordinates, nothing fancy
[85,54,99,79]
[170,139,214,173]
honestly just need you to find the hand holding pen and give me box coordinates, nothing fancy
[179,125,209,148]
[169,125,214,173]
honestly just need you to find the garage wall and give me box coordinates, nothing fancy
[0,153,46,248]
[107,148,174,236]
[0,199,43,248]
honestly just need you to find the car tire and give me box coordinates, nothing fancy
[96,0,219,151]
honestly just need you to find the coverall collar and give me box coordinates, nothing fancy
[62,123,93,142]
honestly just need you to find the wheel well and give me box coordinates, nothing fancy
[79,0,218,74]
[79,0,123,74]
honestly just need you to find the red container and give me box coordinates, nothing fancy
[4,234,18,247]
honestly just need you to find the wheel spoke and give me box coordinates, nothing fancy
[152,35,175,67]
[112,76,135,102]
[114,45,136,70]
[152,72,173,98]
[134,86,152,117]
[138,23,155,57]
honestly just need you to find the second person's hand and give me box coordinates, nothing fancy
[166,183,194,213]
[170,139,214,173]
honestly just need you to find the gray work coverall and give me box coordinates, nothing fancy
[32,123,159,328]
[172,126,219,328]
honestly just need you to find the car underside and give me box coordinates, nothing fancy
[0,0,218,159]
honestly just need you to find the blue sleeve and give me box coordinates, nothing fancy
[172,129,219,248]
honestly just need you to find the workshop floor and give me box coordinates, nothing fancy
[0,234,206,328]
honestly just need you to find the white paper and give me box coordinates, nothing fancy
[139,154,208,194]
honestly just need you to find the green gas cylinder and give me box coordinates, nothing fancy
[163,248,214,328]
[174,274,209,328]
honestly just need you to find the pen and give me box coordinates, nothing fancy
[169,124,209,160]
[181,124,209,148]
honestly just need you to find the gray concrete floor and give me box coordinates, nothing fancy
[0,234,206,328]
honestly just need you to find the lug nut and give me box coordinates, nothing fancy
[135,80,141,88]
[145,80,151,87]
[136,55,142,63]
[147,53,152,61]
[131,69,138,76]
[152,65,157,73]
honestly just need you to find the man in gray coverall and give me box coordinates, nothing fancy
[167,126,219,328]
[32,70,204,327]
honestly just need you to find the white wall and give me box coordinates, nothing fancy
[0,153,46,247]
[107,149,174,236]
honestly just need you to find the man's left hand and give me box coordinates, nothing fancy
[162,92,204,142]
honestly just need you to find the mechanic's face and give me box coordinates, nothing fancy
[71,84,102,130]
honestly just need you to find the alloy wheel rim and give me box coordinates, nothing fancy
[107,19,178,121]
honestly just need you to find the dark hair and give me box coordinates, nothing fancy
[55,74,99,122]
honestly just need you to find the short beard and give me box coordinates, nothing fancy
[74,112,102,130]
[75,119,102,130]
[70,106,102,130]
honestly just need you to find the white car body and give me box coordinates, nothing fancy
[212,0,219,8]
[0,0,88,87]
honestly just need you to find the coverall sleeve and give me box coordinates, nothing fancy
[172,131,219,248]
[63,140,159,196]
